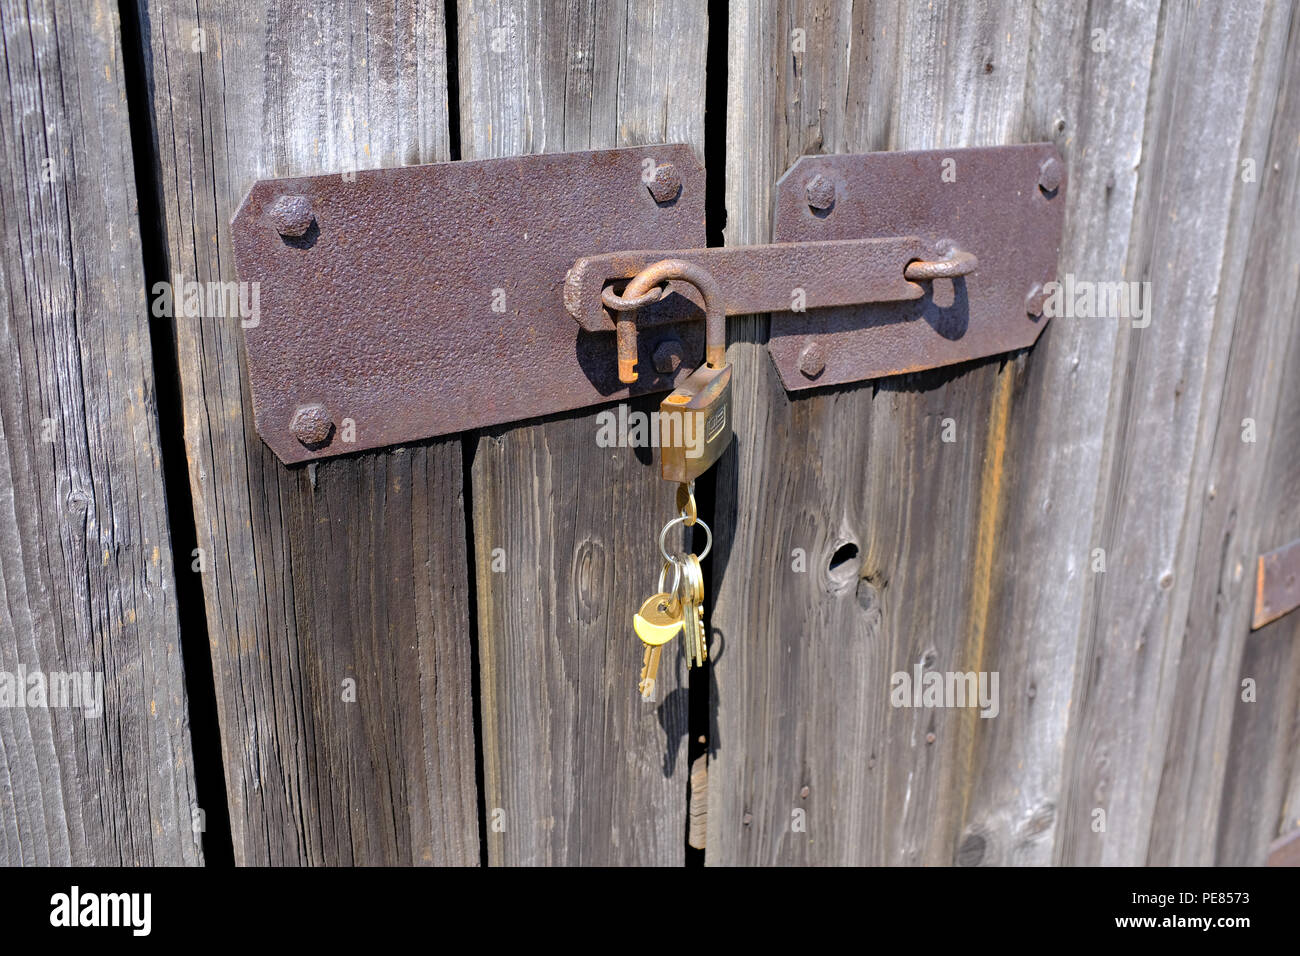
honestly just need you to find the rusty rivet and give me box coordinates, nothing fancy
[653,338,684,374]
[1038,156,1063,194]
[926,732,936,744]
[1026,283,1048,318]
[646,164,682,203]
[268,194,314,238]
[290,403,334,447]
[806,173,836,211]
[799,341,828,379]
[799,785,810,799]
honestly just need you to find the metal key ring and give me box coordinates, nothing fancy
[659,514,712,563]
[657,556,682,597]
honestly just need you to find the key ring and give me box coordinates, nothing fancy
[659,514,712,563]
[657,556,682,597]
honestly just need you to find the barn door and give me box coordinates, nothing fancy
[29,0,1290,869]
[711,0,1300,867]
[139,0,707,866]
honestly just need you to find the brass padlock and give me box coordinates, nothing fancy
[615,259,732,482]
[659,364,731,483]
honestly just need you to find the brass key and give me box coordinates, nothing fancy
[679,552,706,667]
[634,591,682,701]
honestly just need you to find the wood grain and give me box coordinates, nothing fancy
[712,0,1039,865]
[1054,0,1282,865]
[458,0,707,866]
[1149,0,1300,866]
[140,0,479,865]
[954,0,1161,867]
[710,0,1300,868]
[1215,14,1300,854]
[0,0,199,865]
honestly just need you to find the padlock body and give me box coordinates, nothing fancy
[659,364,732,483]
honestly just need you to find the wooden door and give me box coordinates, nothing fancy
[3,0,1299,868]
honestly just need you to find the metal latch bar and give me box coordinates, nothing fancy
[565,236,943,332]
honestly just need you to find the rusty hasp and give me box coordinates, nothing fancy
[565,237,932,333]
[231,145,706,464]
[233,142,1065,464]
[768,143,1066,387]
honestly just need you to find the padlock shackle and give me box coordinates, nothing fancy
[617,258,726,383]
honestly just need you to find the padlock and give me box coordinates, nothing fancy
[614,258,732,483]
[659,364,731,483]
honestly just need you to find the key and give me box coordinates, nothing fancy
[677,561,697,667]
[678,554,706,668]
[633,591,683,645]
[681,564,702,671]
[634,591,681,701]
[689,553,707,664]
[639,645,663,701]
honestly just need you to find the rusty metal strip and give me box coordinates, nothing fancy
[232,145,705,464]
[768,143,1066,388]
[1253,538,1300,630]
[565,237,931,332]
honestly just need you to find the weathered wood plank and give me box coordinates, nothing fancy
[1215,611,1300,864]
[459,0,707,866]
[711,0,1038,865]
[953,0,1161,866]
[1149,0,1300,866]
[0,0,200,864]
[1055,0,1281,865]
[141,0,479,865]
[1214,45,1300,857]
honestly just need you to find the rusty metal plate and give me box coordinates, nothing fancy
[769,143,1066,389]
[1253,538,1300,630]
[232,145,705,464]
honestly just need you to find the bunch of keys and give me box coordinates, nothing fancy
[632,482,713,701]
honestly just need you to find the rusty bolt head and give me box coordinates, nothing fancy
[806,173,836,211]
[268,194,314,237]
[799,341,828,379]
[1038,156,1063,194]
[1026,283,1049,318]
[290,403,334,447]
[653,338,684,375]
[646,164,682,203]
[799,785,810,799]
